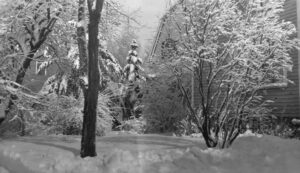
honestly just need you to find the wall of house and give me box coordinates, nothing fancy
[259,0,299,117]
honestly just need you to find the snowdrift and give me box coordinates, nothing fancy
[0,134,299,173]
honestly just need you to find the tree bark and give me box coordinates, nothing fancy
[77,0,88,75]
[123,88,133,120]
[66,0,89,99]
[80,0,104,158]
[3,53,35,122]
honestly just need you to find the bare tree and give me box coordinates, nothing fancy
[166,0,299,148]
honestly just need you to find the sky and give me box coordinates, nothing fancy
[118,0,175,54]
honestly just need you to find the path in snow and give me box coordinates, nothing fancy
[0,133,205,173]
[1,132,300,173]
[3,133,204,155]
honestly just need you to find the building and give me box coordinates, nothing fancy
[150,0,300,118]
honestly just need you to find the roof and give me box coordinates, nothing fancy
[149,0,184,61]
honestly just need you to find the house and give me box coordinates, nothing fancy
[150,0,300,118]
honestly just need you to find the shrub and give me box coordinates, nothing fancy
[119,117,146,134]
[249,116,300,139]
[144,100,186,133]
[142,70,189,134]
[164,0,299,148]
[25,92,113,136]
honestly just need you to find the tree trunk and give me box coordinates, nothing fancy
[2,51,35,125]
[68,0,88,99]
[123,89,133,120]
[80,0,104,158]
[77,0,88,75]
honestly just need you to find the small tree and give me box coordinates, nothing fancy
[167,0,299,148]
[122,39,143,120]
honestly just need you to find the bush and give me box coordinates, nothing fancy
[119,117,146,134]
[248,116,300,139]
[142,70,189,134]
[25,93,113,136]
[144,100,186,133]
[163,0,299,148]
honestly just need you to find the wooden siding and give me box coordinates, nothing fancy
[260,0,299,117]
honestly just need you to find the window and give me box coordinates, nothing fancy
[161,37,178,59]
[259,64,289,89]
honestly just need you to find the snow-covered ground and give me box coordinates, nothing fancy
[0,132,300,173]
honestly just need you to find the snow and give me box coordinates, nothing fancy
[0,133,300,173]
[76,20,85,28]
[0,167,9,173]
[92,0,96,11]
[292,118,300,125]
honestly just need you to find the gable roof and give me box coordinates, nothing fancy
[149,1,184,61]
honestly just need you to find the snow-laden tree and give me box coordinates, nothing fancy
[124,39,143,82]
[37,0,123,98]
[167,0,299,148]
[107,20,140,67]
[0,0,71,125]
[122,39,144,120]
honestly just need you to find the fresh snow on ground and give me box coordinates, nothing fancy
[0,132,300,173]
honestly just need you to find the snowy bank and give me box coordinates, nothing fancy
[0,134,299,173]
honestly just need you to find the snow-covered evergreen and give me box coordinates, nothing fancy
[122,40,144,120]
[124,39,143,82]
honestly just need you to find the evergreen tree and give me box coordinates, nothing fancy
[122,39,143,120]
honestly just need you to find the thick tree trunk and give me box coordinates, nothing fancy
[80,0,104,158]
